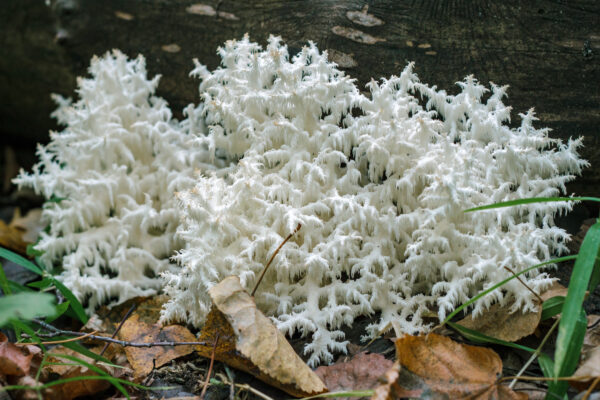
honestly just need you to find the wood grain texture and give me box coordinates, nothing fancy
[1,0,598,193]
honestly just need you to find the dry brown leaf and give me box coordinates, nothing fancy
[83,296,151,335]
[457,300,541,342]
[585,315,600,348]
[45,345,118,400]
[392,333,527,399]
[9,209,43,244]
[540,282,568,302]
[117,299,197,379]
[0,332,34,377]
[370,361,432,400]
[0,209,43,255]
[315,352,393,399]
[571,345,600,391]
[196,275,327,398]
[0,219,28,255]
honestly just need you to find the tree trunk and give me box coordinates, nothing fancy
[1,0,599,194]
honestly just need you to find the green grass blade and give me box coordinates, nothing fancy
[537,355,568,399]
[554,222,600,378]
[443,255,576,325]
[0,247,43,275]
[541,296,565,321]
[60,341,112,365]
[51,278,88,324]
[0,262,11,295]
[447,321,536,353]
[49,353,128,397]
[11,319,45,351]
[464,197,600,212]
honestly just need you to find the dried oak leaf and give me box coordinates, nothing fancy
[540,283,568,302]
[457,300,541,342]
[45,345,119,400]
[196,275,327,398]
[315,352,393,399]
[0,332,34,377]
[116,297,197,379]
[370,361,432,400]
[584,315,600,349]
[571,345,600,392]
[378,333,527,399]
[0,209,43,255]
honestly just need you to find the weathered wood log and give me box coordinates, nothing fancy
[1,0,598,194]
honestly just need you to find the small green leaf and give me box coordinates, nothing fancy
[554,222,600,379]
[541,296,565,321]
[0,247,43,275]
[27,278,54,289]
[46,301,70,323]
[0,293,56,327]
[26,244,44,257]
[51,278,88,324]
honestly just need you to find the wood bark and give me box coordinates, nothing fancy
[1,0,598,194]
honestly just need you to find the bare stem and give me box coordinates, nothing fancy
[28,319,207,348]
[250,223,301,297]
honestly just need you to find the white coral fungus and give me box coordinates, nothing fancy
[161,36,586,366]
[15,50,214,311]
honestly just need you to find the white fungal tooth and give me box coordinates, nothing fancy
[161,36,586,366]
[17,36,587,367]
[14,50,218,313]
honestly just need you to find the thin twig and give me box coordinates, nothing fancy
[224,365,235,400]
[200,334,219,400]
[16,330,99,346]
[251,223,301,297]
[29,319,207,348]
[502,266,543,303]
[217,374,275,400]
[99,304,136,357]
[509,317,560,389]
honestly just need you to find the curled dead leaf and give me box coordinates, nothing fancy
[197,276,327,398]
[571,345,600,392]
[315,352,392,399]
[390,333,527,399]
[116,297,197,379]
[457,300,541,342]
[0,332,34,377]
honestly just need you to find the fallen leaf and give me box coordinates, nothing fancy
[117,298,197,379]
[540,282,568,302]
[10,209,43,244]
[196,275,327,398]
[45,346,117,400]
[0,332,33,377]
[393,333,527,399]
[315,352,393,399]
[0,208,43,255]
[370,361,431,400]
[571,345,600,391]
[584,315,600,348]
[0,219,28,255]
[457,300,541,342]
[82,296,150,335]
